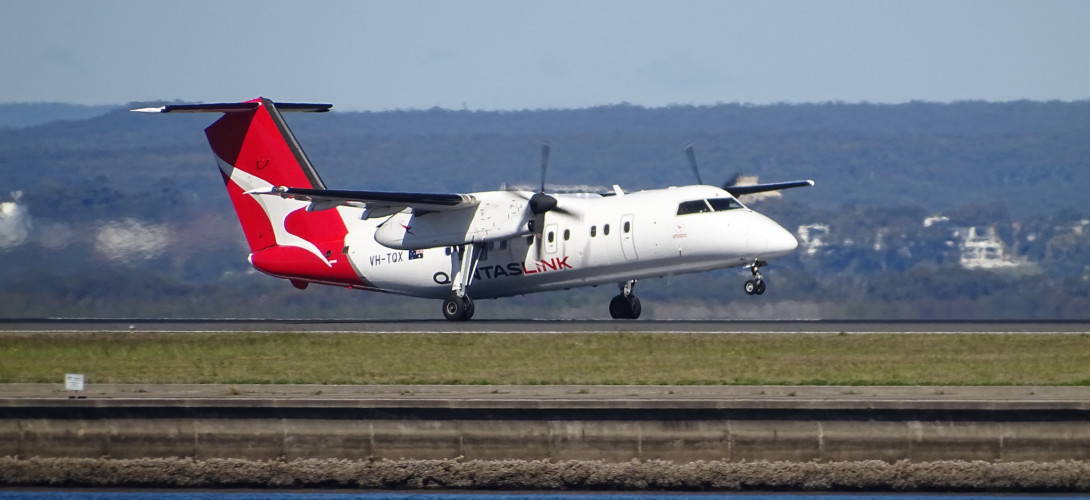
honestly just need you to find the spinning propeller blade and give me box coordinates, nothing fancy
[684,144,748,192]
[539,142,550,194]
[684,143,704,185]
[723,172,743,190]
[508,141,578,259]
[512,141,574,216]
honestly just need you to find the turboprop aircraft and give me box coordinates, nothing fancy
[134,98,813,320]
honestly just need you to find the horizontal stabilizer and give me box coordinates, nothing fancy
[725,179,815,196]
[131,102,332,113]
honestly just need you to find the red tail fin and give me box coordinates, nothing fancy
[138,98,367,287]
[203,98,329,252]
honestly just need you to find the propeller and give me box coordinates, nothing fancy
[512,142,577,259]
[528,143,559,215]
[539,141,550,193]
[684,143,814,197]
[684,143,704,185]
[684,143,741,190]
[722,172,743,190]
[517,142,575,217]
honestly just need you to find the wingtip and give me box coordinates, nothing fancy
[130,106,166,113]
[806,179,816,186]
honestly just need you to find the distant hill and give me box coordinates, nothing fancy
[0,102,117,129]
[5,100,1090,218]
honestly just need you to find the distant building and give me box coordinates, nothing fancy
[796,224,830,256]
[956,226,1023,269]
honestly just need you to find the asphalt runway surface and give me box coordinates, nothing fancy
[2,318,1089,334]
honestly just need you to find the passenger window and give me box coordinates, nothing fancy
[563,229,570,241]
[604,224,611,235]
[590,226,597,237]
[623,221,630,233]
[677,200,711,215]
[487,241,495,250]
[444,247,452,256]
[499,240,508,250]
[547,231,554,243]
[708,198,743,211]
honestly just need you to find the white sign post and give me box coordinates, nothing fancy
[65,373,85,398]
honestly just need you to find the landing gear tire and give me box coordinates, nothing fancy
[627,295,642,318]
[744,279,767,296]
[609,294,642,319]
[609,295,626,318]
[442,295,475,321]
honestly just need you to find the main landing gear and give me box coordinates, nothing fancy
[442,243,482,321]
[609,279,641,319]
[442,294,475,321]
[744,260,768,296]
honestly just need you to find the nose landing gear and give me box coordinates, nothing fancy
[744,260,768,296]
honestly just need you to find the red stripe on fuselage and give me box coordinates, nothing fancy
[250,244,367,287]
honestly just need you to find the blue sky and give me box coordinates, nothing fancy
[4,0,1089,110]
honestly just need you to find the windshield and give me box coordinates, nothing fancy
[677,197,744,215]
[707,197,744,211]
[676,200,711,215]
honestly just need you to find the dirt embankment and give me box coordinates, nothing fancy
[3,457,1089,492]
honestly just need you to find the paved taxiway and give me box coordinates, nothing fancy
[1,318,1088,334]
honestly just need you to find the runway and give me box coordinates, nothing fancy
[2,318,1089,334]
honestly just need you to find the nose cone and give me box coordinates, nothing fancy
[764,220,798,258]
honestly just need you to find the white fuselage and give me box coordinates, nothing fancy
[334,185,797,300]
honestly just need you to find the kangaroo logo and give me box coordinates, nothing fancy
[216,154,332,267]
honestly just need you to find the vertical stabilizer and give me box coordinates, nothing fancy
[137,98,366,286]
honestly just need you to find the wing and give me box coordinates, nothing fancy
[725,179,815,196]
[248,186,478,218]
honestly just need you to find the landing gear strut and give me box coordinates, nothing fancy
[744,260,767,296]
[442,243,482,321]
[609,279,641,319]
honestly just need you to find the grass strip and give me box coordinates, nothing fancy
[2,332,1089,385]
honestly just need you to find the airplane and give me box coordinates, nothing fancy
[134,98,813,321]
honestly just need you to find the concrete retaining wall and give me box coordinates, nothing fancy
[3,398,1090,462]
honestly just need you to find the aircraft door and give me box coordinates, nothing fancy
[620,214,638,261]
[545,223,558,254]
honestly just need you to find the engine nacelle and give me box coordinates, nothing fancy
[374,191,532,250]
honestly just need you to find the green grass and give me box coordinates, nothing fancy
[2,332,1089,385]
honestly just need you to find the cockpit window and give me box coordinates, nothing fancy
[708,197,744,211]
[676,200,712,215]
[678,198,745,215]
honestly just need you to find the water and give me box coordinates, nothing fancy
[1,493,1088,500]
